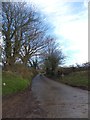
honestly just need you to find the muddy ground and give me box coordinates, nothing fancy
[2,87,47,118]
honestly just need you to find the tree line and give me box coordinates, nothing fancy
[1,2,65,74]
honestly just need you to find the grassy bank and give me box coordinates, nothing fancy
[59,71,88,90]
[2,71,31,96]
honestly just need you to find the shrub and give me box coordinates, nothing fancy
[4,63,38,80]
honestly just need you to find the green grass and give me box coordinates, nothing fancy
[2,71,31,96]
[59,71,88,90]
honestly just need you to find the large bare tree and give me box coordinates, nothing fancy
[2,2,48,68]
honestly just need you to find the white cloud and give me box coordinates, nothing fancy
[54,7,88,65]
[29,0,88,66]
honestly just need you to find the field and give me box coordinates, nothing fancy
[59,71,88,90]
[2,71,31,96]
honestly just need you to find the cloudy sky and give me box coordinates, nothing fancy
[29,0,88,66]
[2,0,88,66]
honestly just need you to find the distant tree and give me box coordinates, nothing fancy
[82,62,90,68]
[40,37,65,76]
[28,56,39,69]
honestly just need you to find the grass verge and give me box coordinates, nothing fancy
[2,71,31,96]
[59,71,88,90]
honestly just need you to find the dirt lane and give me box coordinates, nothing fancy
[32,74,88,118]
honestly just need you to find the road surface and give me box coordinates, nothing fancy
[32,74,88,118]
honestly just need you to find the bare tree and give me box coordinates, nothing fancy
[2,2,48,68]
